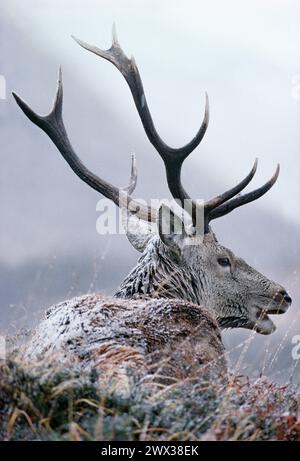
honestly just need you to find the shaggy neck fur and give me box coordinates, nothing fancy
[115,237,203,304]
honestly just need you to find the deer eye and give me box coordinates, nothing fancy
[218,257,231,267]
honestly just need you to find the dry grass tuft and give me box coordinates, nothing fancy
[0,356,299,441]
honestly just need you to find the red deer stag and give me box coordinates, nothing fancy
[12,27,291,388]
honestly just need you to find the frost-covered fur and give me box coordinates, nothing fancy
[22,294,226,393]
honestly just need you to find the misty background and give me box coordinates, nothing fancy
[0,0,299,382]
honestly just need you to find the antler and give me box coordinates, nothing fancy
[73,26,280,232]
[13,25,280,234]
[12,68,156,221]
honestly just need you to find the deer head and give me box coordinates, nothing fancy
[13,26,292,335]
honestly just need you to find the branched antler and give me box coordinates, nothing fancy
[72,26,280,232]
[13,25,280,233]
[12,68,156,221]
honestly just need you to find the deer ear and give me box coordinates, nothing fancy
[122,210,155,253]
[157,203,187,248]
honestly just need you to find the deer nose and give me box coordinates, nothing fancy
[283,293,292,304]
[276,289,292,305]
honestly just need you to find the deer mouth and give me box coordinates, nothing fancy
[251,304,289,335]
[249,307,276,335]
[248,292,292,335]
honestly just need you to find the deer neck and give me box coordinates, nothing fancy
[115,237,203,304]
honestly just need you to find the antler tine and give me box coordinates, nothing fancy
[12,69,156,222]
[204,158,258,212]
[122,153,137,194]
[209,164,280,221]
